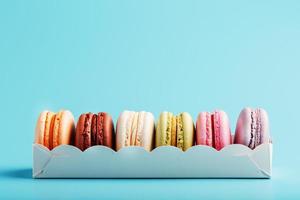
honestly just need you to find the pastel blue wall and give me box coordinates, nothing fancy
[0,0,299,199]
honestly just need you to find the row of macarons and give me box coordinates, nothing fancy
[34,108,271,151]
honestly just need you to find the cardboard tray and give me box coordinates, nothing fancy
[32,143,272,178]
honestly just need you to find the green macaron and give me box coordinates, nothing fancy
[156,112,194,151]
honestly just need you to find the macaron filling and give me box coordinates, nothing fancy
[96,113,105,145]
[171,115,177,146]
[81,113,92,150]
[248,109,262,149]
[205,112,212,146]
[199,111,229,150]
[165,113,172,145]
[255,109,262,147]
[135,112,144,146]
[130,112,138,145]
[176,114,184,150]
[48,113,56,150]
[52,112,62,148]
[91,112,112,146]
[211,112,221,150]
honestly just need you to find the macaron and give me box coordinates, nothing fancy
[35,110,75,150]
[234,107,270,149]
[156,112,194,151]
[116,111,155,151]
[196,110,231,150]
[75,112,115,151]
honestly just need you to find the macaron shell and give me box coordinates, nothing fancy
[63,111,74,145]
[181,112,194,151]
[43,112,55,149]
[213,110,231,151]
[156,112,172,147]
[116,111,133,151]
[116,111,127,151]
[259,108,270,144]
[99,112,115,148]
[54,110,75,148]
[125,111,135,146]
[35,111,48,145]
[138,111,155,151]
[195,112,213,146]
[75,113,93,151]
[234,107,252,146]
[135,111,145,146]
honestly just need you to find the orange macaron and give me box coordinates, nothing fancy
[35,110,75,150]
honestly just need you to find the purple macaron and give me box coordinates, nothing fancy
[234,107,270,149]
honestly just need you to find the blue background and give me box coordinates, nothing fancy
[0,0,299,199]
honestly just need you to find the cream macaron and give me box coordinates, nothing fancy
[116,111,155,151]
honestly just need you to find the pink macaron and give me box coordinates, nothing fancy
[234,107,270,149]
[196,110,231,150]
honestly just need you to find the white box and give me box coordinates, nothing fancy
[32,143,272,178]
